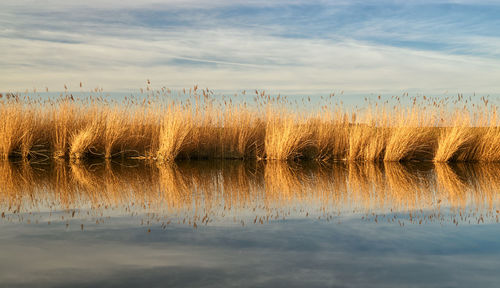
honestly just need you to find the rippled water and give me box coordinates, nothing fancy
[0,160,498,287]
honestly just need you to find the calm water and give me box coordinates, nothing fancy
[0,160,498,288]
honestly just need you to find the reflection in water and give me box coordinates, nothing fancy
[0,160,498,227]
[0,160,499,288]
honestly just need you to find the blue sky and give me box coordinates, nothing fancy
[1,0,500,95]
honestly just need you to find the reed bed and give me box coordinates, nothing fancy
[1,87,499,162]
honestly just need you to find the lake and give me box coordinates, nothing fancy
[0,160,498,287]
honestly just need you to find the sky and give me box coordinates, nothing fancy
[1,0,500,95]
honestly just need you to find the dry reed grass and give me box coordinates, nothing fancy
[311,111,349,161]
[1,87,500,162]
[157,105,193,162]
[384,107,437,161]
[264,112,314,160]
[434,113,477,162]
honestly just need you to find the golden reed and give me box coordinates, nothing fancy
[1,86,500,162]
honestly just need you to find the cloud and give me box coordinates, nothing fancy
[1,1,500,94]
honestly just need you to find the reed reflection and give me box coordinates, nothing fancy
[0,160,498,226]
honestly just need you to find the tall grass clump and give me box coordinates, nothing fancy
[264,111,314,160]
[434,112,477,162]
[348,109,389,161]
[127,106,161,159]
[51,101,79,158]
[69,107,104,159]
[102,108,129,159]
[219,107,265,159]
[157,105,193,162]
[384,107,437,161]
[311,110,349,161]
[470,108,500,162]
[0,103,25,159]
[0,100,47,159]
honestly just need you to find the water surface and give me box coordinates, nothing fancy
[0,160,498,287]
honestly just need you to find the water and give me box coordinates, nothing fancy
[0,160,498,287]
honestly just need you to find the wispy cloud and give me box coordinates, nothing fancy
[1,0,499,94]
